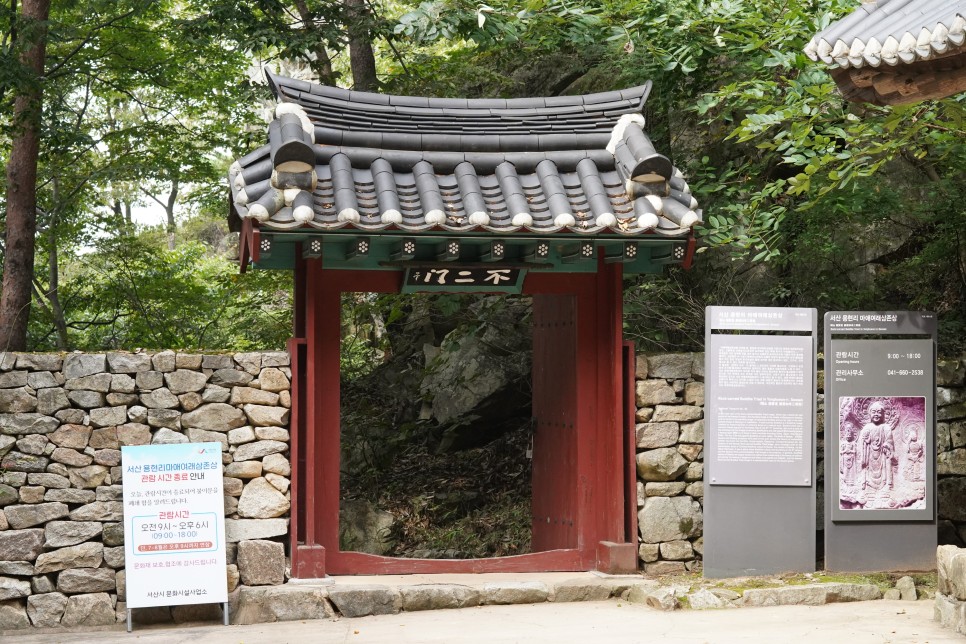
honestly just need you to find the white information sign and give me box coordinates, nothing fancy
[122,442,227,608]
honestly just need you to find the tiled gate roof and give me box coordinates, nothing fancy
[230,73,700,240]
[805,0,966,105]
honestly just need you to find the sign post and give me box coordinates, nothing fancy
[122,442,228,630]
[824,311,937,571]
[704,306,818,577]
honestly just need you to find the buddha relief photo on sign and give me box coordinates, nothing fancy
[838,396,926,511]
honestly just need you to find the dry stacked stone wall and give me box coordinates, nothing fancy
[635,352,966,572]
[633,353,705,574]
[0,351,292,630]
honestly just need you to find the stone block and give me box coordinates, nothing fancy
[45,521,102,548]
[152,427,188,445]
[636,448,688,482]
[653,404,703,422]
[61,592,116,626]
[68,464,109,489]
[211,369,252,387]
[688,588,731,610]
[328,585,402,617]
[55,408,87,424]
[4,502,68,529]
[679,419,704,444]
[65,373,113,393]
[95,485,123,501]
[63,354,106,380]
[0,599,30,629]
[15,354,62,371]
[89,427,119,449]
[0,371,28,388]
[141,388,180,409]
[237,477,290,518]
[102,522,124,546]
[51,446,93,467]
[232,586,334,624]
[226,461,262,479]
[262,453,291,476]
[237,539,285,586]
[225,518,288,543]
[243,404,289,427]
[229,426,256,445]
[0,561,34,576]
[400,584,481,610]
[646,354,693,379]
[0,483,18,507]
[19,486,45,504]
[677,444,703,461]
[69,501,123,522]
[684,381,704,405]
[233,353,262,375]
[152,350,176,372]
[107,393,138,406]
[36,388,70,417]
[117,423,151,446]
[231,387,279,406]
[48,424,91,449]
[0,435,14,459]
[27,591,68,627]
[57,567,116,593]
[895,575,917,601]
[186,427,228,449]
[35,542,103,573]
[740,583,880,607]
[644,482,686,497]
[0,412,59,435]
[659,540,695,561]
[182,403,247,432]
[644,561,687,575]
[261,352,290,367]
[265,473,289,493]
[147,408,181,430]
[67,390,105,408]
[939,449,966,475]
[111,373,136,393]
[234,440,287,462]
[202,385,232,403]
[2,451,49,473]
[44,488,95,504]
[0,576,31,600]
[635,380,676,407]
[16,434,47,455]
[27,370,60,387]
[136,370,164,390]
[90,406,127,428]
[164,369,209,394]
[639,496,703,543]
[636,422,678,449]
[259,368,290,393]
[481,581,549,605]
[0,386,38,414]
[93,448,122,466]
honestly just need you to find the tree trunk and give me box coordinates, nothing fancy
[345,0,378,92]
[292,0,336,85]
[165,179,179,250]
[0,0,51,351]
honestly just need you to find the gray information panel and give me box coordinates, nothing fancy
[708,334,813,486]
[824,311,937,572]
[704,306,817,577]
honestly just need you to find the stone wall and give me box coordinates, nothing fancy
[634,352,966,572]
[0,351,292,629]
[633,353,705,574]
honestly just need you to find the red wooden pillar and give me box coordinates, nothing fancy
[291,258,339,577]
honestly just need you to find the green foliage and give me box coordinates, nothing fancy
[28,230,292,351]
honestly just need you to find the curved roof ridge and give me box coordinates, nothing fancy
[265,71,652,136]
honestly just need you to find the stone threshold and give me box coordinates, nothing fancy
[228,572,889,624]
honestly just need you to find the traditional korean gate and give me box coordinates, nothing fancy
[230,72,698,576]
